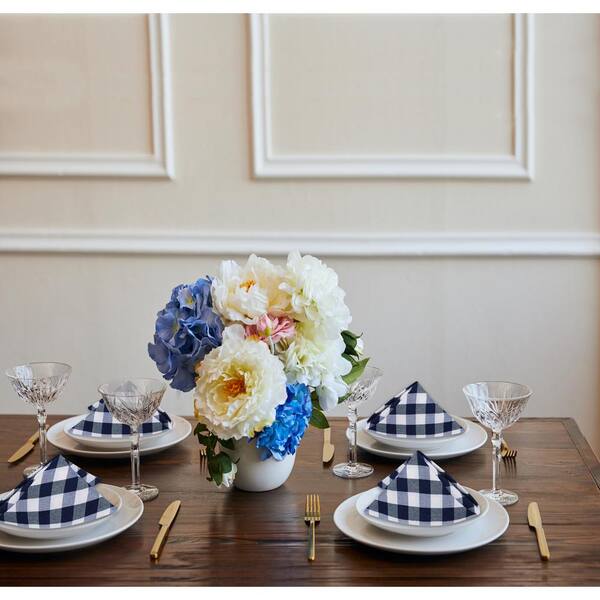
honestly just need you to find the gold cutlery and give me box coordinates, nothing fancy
[150,500,181,560]
[8,430,40,464]
[199,446,208,477]
[304,493,320,561]
[322,428,335,463]
[528,502,550,560]
[501,439,517,459]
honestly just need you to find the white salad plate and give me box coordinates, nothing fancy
[0,483,122,540]
[365,416,469,450]
[0,485,143,553]
[355,486,489,538]
[64,417,171,449]
[48,415,192,459]
[352,418,487,460]
[334,491,509,555]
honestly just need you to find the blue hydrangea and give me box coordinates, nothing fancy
[254,383,313,461]
[148,278,224,392]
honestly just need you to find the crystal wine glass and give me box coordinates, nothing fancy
[463,381,532,506]
[98,378,166,502]
[5,362,72,476]
[333,365,382,479]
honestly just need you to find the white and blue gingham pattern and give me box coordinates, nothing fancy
[365,451,480,526]
[0,455,116,529]
[69,399,172,438]
[367,381,464,438]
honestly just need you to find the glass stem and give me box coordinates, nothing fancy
[37,408,47,466]
[491,431,503,493]
[130,426,141,490]
[347,404,358,468]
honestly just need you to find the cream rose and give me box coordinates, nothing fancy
[211,254,291,324]
[194,325,287,439]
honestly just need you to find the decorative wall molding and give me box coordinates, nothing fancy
[251,14,534,180]
[0,14,174,179]
[1,230,598,257]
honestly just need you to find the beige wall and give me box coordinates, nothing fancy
[1,14,599,455]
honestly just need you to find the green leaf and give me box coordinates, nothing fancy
[218,437,235,451]
[310,407,330,429]
[214,451,233,473]
[341,330,358,349]
[194,422,208,436]
[342,357,370,386]
[196,433,212,447]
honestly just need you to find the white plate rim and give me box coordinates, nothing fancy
[0,483,123,539]
[0,484,143,553]
[355,485,489,537]
[334,491,509,555]
[364,416,469,449]
[48,415,192,458]
[63,415,171,449]
[353,418,487,459]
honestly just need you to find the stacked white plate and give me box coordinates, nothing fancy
[334,486,509,555]
[352,416,488,460]
[0,484,143,553]
[47,415,192,459]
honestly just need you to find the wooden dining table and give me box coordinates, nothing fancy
[1,415,599,586]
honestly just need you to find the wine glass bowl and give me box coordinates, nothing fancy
[463,381,532,506]
[98,378,166,502]
[5,362,72,476]
[333,365,382,479]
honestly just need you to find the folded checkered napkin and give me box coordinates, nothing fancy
[365,451,480,526]
[69,399,172,438]
[367,381,464,438]
[0,455,116,529]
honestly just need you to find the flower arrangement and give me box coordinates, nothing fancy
[148,252,368,487]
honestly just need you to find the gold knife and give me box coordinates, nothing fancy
[322,428,335,463]
[150,500,181,560]
[8,430,40,464]
[528,502,550,560]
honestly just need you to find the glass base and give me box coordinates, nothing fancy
[480,488,519,506]
[23,463,42,477]
[333,462,374,479]
[126,483,159,502]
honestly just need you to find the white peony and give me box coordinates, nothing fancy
[218,462,237,488]
[211,254,291,324]
[281,251,351,338]
[280,322,351,411]
[194,325,287,439]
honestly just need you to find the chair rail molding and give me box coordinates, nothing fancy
[251,14,534,180]
[0,14,174,179]
[1,230,598,257]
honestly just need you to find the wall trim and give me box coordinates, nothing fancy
[0,14,174,179]
[251,14,534,180]
[1,230,598,257]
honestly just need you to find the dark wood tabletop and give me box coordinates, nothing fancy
[0,415,599,586]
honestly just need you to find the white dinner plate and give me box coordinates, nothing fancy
[355,486,489,537]
[0,483,122,540]
[48,415,192,459]
[352,418,487,460]
[334,491,509,555]
[0,484,143,553]
[365,416,468,450]
[64,416,171,449]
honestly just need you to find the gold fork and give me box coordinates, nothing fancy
[199,446,208,477]
[501,439,517,459]
[304,494,320,561]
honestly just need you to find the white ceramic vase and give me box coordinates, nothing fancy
[225,438,296,492]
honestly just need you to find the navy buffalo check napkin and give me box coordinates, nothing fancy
[69,399,172,439]
[367,381,464,438]
[365,451,480,526]
[0,455,116,529]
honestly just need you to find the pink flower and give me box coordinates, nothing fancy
[244,314,296,344]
